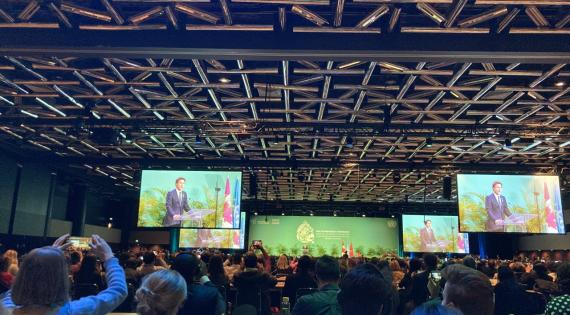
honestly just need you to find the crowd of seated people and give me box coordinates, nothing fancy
[2,237,570,315]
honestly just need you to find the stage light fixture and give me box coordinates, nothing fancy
[555,81,566,87]
[219,77,231,83]
[362,213,366,217]
[505,138,513,148]
[195,135,202,144]
[272,135,279,145]
[426,138,433,147]
[333,211,337,217]
[391,214,395,218]
[254,211,258,216]
[281,212,285,216]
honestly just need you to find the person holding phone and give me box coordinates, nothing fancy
[163,177,191,227]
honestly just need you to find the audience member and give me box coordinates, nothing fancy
[410,254,438,307]
[283,255,317,306]
[75,254,104,291]
[137,252,165,279]
[390,259,405,287]
[293,255,341,315]
[224,252,242,281]
[1,234,127,315]
[208,254,229,289]
[462,256,476,270]
[3,250,19,277]
[172,253,225,315]
[275,254,292,275]
[337,263,391,315]
[411,304,464,315]
[493,266,529,315]
[68,251,82,276]
[135,269,186,315]
[233,252,277,315]
[545,262,570,315]
[124,257,141,285]
[0,256,14,295]
[441,264,494,315]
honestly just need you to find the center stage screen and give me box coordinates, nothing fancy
[402,215,469,253]
[179,212,246,249]
[248,216,399,257]
[458,174,565,234]
[137,170,242,228]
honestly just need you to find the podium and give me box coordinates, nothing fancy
[425,240,452,252]
[180,209,215,227]
[498,213,538,232]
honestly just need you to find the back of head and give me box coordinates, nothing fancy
[297,255,312,273]
[423,254,438,270]
[409,258,422,273]
[462,256,476,269]
[389,260,402,272]
[232,252,242,265]
[136,269,187,315]
[78,254,98,275]
[497,265,514,282]
[315,255,340,282]
[441,264,493,315]
[126,257,141,269]
[338,263,390,315]
[411,304,464,315]
[69,251,82,265]
[171,253,201,285]
[12,247,70,307]
[243,252,258,269]
[556,262,570,294]
[208,254,225,277]
[143,252,156,265]
[534,263,549,278]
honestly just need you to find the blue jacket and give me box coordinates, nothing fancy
[2,257,128,315]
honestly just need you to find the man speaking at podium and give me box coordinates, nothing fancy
[420,220,437,252]
[163,177,191,227]
[485,181,512,232]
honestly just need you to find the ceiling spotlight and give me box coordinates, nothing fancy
[310,211,314,216]
[272,135,279,145]
[346,136,354,148]
[333,211,337,217]
[195,134,202,144]
[254,211,258,216]
[555,81,566,87]
[426,138,433,147]
[504,138,513,148]
[281,212,285,216]
[219,77,231,83]
[391,214,395,218]
[362,213,366,217]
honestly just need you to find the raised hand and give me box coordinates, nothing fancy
[90,234,114,262]
[52,234,71,251]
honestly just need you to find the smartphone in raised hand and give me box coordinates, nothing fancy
[69,236,91,250]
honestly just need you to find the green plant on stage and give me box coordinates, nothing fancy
[403,227,421,252]
[316,244,327,257]
[375,246,388,257]
[366,248,376,257]
[290,244,300,256]
[458,192,486,231]
[264,245,273,255]
[276,244,288,256]
[138,188,167,227]
[355,246,364,256]
[330,246,340,257]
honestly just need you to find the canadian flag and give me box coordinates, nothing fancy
[341,240,346,255]
[349,242,354,258]
[544,182,557,231]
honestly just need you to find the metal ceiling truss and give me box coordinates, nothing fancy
[0,0,569,35]
[1,54,570,202]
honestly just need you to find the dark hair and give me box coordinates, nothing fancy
[423,254,438,270]
[244,252,258,269]
[0,256,9,272]
[126,258,141,269]
[232,252,242,265]
[77,254,98,279]
[492,181,502,188]
[171,253,201,284]
[200,251,211,265]
[208,254,226,279]
[70,251,81,265]
[533,263,550,279]
[442,264,494,315]
[315,255,340,282]
[409,258,423,273]
[143,252,156,265]
[497,266,514,282]
[297,255,312,273]
[462,256,476,269]
[424,220,432,225]
[338,263,391,315]
[11,247,70,307]
[411,304,464,315]
[175,177,186,184]
[556,262,570,294]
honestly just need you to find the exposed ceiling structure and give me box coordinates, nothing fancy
[0,0,569,34]
[0,0,569,204]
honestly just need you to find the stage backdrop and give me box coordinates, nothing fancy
[249,215,399,257]
[402,215,469,253]
[458,174,564,234]
[179,212,246,249]
[137,170,242,228]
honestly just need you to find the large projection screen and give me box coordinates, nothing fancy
[402,214,469,253]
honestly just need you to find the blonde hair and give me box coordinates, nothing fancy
[12,247,70,307]
[136,270,187,315]
[4,250,18,266]
[277,254,289,270]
